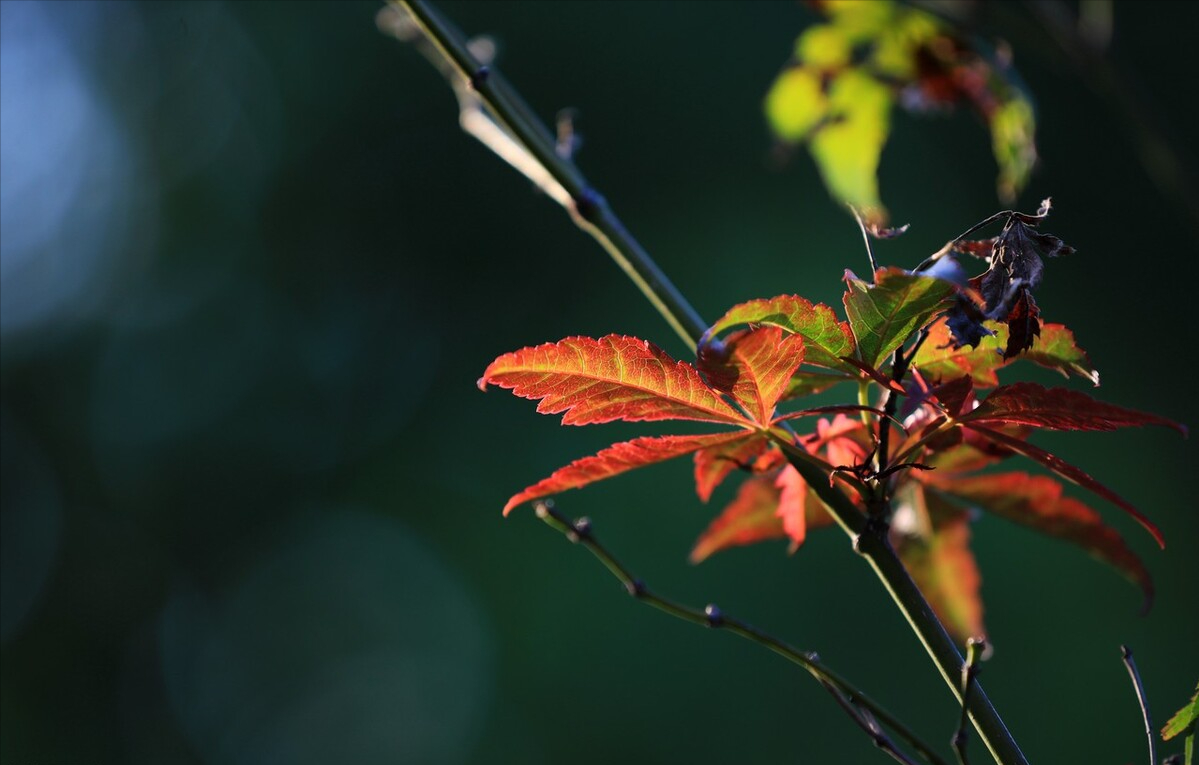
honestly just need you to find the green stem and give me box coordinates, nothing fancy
[535,502,949,765]
[772,442,1027,765]
[392,4,1028,763]
[953,638,986,765]
[856,526,1028,765]
[396,0,707,350]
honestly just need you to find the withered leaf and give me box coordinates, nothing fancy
[981,200,1075,358]
[943,199,1075,356]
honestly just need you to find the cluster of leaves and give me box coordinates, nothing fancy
[765,0,1037,223]
[480,206,1184,644]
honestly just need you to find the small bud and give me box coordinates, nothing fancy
[704,604,724,627]
[573,517,592,538]
[470,66,490,90]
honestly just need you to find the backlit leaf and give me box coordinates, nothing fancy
[702,295,855,371]
[767,0,1038,220]
[895,491,984,645]
[776,463,808,550]
[843,267,956,368]
[690,474,785,563]
[921,425,1028,474]
[1023,324,1099,386]
[963,383,1187,434]
[808,69,891,220]
[964,424,1165,548]
[502,432,755,515]
[913,318,1098,387]
[690,471,835,563]
[698,327,806,424]
[481,335,750,427]
[991,98,1037,204]
[693,436,769,503]
[765,67,827,141]
[926,472,1152,611]
[1162,682,1198,741]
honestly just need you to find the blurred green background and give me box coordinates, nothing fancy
[2,2,1196,763]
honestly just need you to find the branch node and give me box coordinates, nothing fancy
[572,516,593,540]
[469,64,490,90]
[572,187,605,223]
[625,578,646,598]
[704,603,724,628]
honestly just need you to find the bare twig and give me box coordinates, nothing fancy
[1120,645,1157,765]
[818,679,923,765]
[533,500,950,765]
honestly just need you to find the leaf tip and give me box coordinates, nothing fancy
[1137,587,1154,618]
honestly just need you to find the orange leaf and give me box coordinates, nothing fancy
[926,472,1153,611]
[963,383,1187,434]
[701,294,855,370]
[480,335,751,427]
[694,435,769,503]
[689,474,785,563]
[895,487,984,645]
[690,470,835,563]
[503,432,757,515]
[699,326,806,424]
[965,424,1165,548]
[776,464,808,550]
[913,318,1099,387]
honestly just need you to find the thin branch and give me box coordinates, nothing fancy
[914,211,1012,273]
[385,0,708,351]
[533,501,951,765]
[953,638,986,765]
[1120,645,1157,765]
[390,5,1029,763]
[818,678,923,765]
[852,206,881,276]
[845,523,1027,765]
[875,327,927,485]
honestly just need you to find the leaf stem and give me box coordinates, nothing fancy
[1120,645,1157,765]
[852,206,881,276]
[533,501,950,765]
[392,0,708,350]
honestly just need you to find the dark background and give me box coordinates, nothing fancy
[2,2,1196,763]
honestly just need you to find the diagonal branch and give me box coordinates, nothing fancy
[533,500,950,765]
[383,0,708,351]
